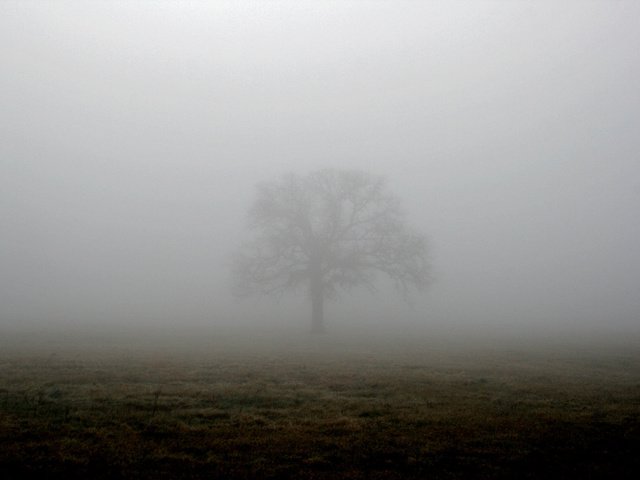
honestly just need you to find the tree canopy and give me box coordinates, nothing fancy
[232,169,429,332]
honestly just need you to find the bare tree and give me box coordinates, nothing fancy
[232,169,430,333]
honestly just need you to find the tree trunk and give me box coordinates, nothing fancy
[309,266,325,333]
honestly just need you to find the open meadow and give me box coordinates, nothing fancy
[1,327,639,479]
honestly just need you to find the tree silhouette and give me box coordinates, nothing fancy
[232,169,430,332]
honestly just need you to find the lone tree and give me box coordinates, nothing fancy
[232,169,429,333]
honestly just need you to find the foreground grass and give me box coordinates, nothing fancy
[1,329,639,479]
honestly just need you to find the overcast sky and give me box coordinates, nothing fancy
[1,1,639,332]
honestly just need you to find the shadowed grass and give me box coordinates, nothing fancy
[1,329,639,478]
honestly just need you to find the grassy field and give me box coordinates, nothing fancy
[1,327,639,479]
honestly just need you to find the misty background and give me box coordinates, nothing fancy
[1,1,639,334]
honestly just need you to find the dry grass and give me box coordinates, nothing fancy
[1,329,639,478]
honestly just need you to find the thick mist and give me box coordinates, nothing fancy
[1,1,639,334]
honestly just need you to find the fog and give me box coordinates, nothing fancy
[2,1,639,335]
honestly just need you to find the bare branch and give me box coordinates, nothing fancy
[231,169,431,306]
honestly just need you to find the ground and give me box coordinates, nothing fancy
[1,327,639,479]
